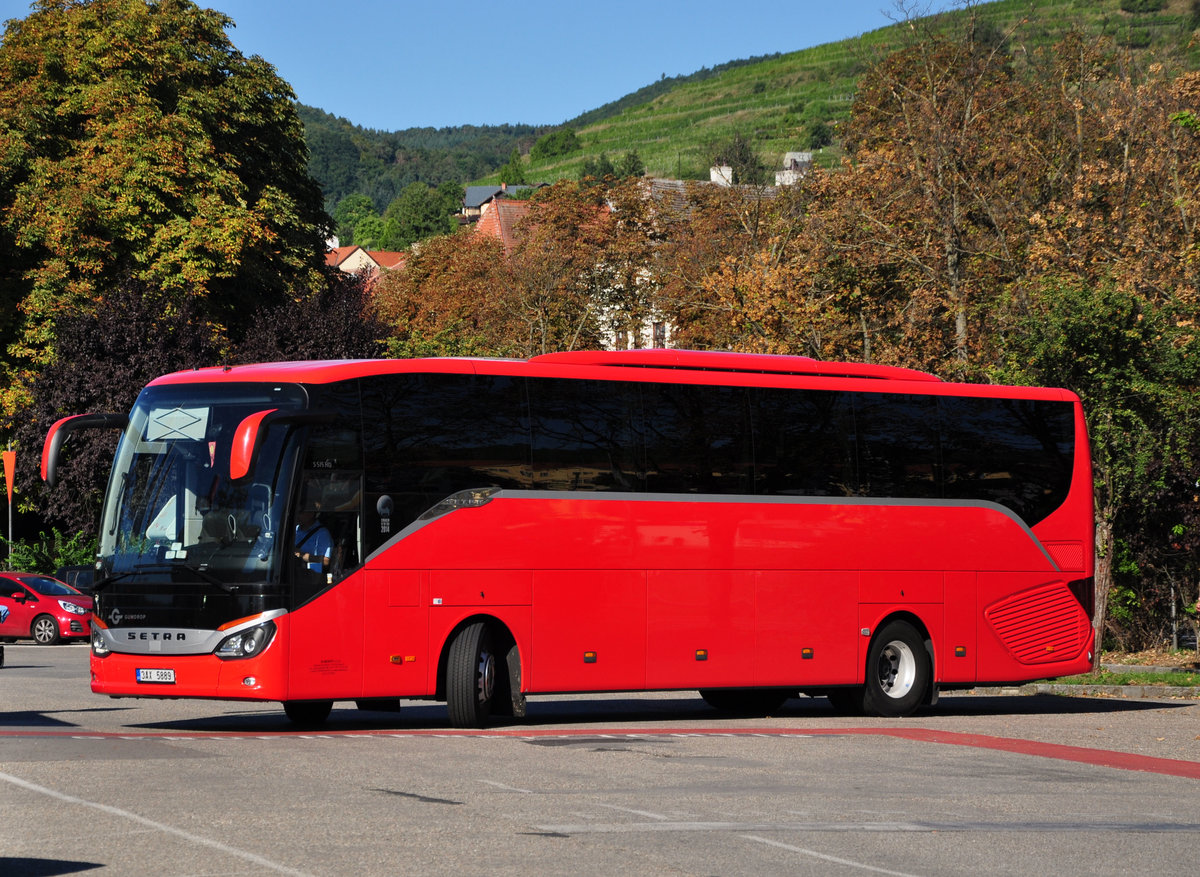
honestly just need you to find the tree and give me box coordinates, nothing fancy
[710,132,767,185]
[993,278,1200,649]
[0,0,331,420]
[231,270,388,363]
[332,193,378,246]
[373,231,513,357]
[498,148,528,186]
[615,151,646,178]
[379,182,462,250]
[530,128,580,162]
[580,153,616,181]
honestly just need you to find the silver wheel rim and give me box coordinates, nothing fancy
[876,639,916,699]
[477,651,495,704]
[33,618,55,643]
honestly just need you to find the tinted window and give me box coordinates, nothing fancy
[753,387,856,496]
[643,383,753,495]
[940,397,1074,525]
[528,378,641,491]
[360,374,531,541]
[852,393,941,498]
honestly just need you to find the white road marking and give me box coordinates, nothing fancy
[479,779,533,793]
[741,834,926,876]
[596,803,671,820]
[0,770,314,877]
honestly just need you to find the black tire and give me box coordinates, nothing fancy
[447,622,498,729]
[825,687,865,715]
[862,620,930,718]
[283,700,333,726]
[698,688,793,716]
[31,614,61,645]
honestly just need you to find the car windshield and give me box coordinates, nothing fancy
[16,576,79,597]
[98,382,307,586]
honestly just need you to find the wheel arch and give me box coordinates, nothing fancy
[864,610,935,680]
[434,613,519,701]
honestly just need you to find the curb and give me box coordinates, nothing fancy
[962,683,1200,699]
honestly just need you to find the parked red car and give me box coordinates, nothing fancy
[0,573,93,644]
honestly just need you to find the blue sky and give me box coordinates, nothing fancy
[1,0,961,131]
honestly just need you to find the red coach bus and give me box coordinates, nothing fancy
[42,349,1095,727]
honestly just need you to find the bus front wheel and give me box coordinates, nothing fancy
[447,622,497,729]
[863,620,930,718]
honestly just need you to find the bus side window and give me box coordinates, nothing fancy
[852,393,941,499]
[752,388,856,497]
[940,397,1074,525]
[360,373,531,555]
[642,383,752,495]
[529,377,642,492]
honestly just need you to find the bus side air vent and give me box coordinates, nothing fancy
[984,583,1090,665]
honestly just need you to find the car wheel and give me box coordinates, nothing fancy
[32,614,61,645]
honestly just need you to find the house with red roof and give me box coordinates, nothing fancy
[325,245,407,281]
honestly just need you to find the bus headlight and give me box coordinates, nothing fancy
[215,621,277,660]
[91,627,110,658]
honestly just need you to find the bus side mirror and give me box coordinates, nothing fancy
[42,413,128,488]
[230,409,279,481]
[229,409,337,481]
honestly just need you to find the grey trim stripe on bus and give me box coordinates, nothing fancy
[364,490,1061,573]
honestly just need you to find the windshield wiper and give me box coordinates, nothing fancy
[123,561,239,594]
[89,571,132,593]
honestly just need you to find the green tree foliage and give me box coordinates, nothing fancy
[580,151,644,182]
[709,132,767,185]
[498,148,528,186]
[299,105,538,211]
[332,193,378,246]
[804,120,833,150]
[354,215,385,250]
[3,528,96,575]
[993,280,1200,648]
[530,128,581,161]
[379,182,463,250]
[580,153,616,181]
[0,0,331,420]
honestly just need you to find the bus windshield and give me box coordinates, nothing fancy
[98,383,308,586]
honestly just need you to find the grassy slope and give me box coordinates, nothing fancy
[507,0,1199,184]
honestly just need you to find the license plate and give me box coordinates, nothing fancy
[136,668,176,684]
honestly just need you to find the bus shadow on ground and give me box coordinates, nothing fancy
[0,858,102,877]
[0,707,135,728]
[123,691,1191,735]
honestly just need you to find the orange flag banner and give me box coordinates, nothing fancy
[2,449,14,505]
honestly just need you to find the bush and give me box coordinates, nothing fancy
[2,529,96,576]
[530,129,580,162]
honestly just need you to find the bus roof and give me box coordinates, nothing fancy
[146,351,1080,401]
[150,350,942,387]
[528,349,942,381]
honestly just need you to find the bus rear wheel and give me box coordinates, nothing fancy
[699,688,792,716]
[283,700,332,726]
[863,620,930,718]
[447,622,497,729]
